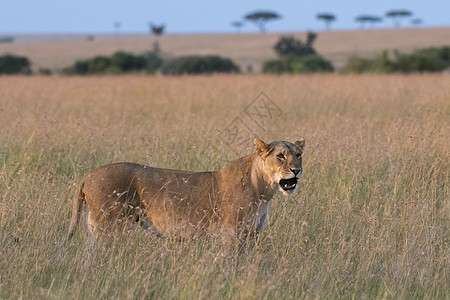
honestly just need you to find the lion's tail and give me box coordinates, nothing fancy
[66,181,85,241]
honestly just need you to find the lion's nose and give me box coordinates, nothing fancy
[290,168,301,176]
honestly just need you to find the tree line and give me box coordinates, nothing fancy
[0,51,240,76]
[2,41,448,76]
[116,8,421,37]
[232,9,421,32]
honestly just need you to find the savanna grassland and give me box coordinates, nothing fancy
[0,74,449,299]
[3,27,450,71]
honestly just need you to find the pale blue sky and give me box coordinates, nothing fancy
[1,0,449,34]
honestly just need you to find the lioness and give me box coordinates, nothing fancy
[67,138,305,243]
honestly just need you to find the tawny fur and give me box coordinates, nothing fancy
[67,138,305,242]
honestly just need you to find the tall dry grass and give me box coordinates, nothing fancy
[0,74,449,299]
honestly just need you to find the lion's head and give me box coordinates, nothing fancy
[254,138,305,195]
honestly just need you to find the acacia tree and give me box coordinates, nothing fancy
[149,23,165,53]
[114,22,121,35]
[244,11,281,33]
[316,13,336,30]
[231,21,244,33]
[274,32,317,57]
[411,18,423,27]
[386,10,412,28]
[150,23,165,36]
[355,15,383,29]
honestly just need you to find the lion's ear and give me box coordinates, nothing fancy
[254,138,269,155]
[295,138,305,152]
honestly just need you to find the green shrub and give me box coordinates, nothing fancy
[339,56,373,74]
[291,55,334,73]
[62,51,163,75]
[263,55,334,74]
[142,51,163,74]
[162,55,240,75]
[274,34,316,57]
[341,46,450,74]
[111,51,146,72]
[37,68,52,76]
[0,54,31,75]
[87,56,112,74]
[262,59,289,73]
[340,51,393,74]
[263,33,334,74]
[392,47,450,72]
[62,60,89,75]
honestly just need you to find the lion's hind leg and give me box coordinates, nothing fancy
[84,204,99,237]
[66,182,85,241]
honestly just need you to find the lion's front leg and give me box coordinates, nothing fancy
[219,223,260,253]
[139,217,161,237]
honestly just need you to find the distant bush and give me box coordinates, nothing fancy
[262,59,289,74]
[274,33,317,57]
[340,51,392,74]
[62,50,162,75]
[62,52,237,76]
[111,51,146,72]
[142,51,163,74]
[263,33,334,74]
[392,47,450,72]
[263,55,334,74]
[291,55,334,73]
[38,68,52,76]
[0,54,31,75]
[63,60,89,75]
[340,56,374,74]
[341,46,450,74]
[87,56,112,74]
[0,36,14,43]
[162,55,240,75]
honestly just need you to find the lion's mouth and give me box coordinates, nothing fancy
[279,177,298,192]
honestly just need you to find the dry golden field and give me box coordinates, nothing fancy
[2,27,450,71]
[0,74,449,299]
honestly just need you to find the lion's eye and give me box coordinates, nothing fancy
[277,154,285,160]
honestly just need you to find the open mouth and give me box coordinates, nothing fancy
[279,177,298,192]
